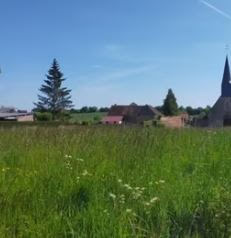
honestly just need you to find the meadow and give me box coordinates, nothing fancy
[0,125,231,237]
[70,112,106,124]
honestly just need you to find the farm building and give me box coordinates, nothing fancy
[102,103,162,125]
[160,112,189,128]
[207,56,231,127]
[0,112,34,122]
[102,116,123,125]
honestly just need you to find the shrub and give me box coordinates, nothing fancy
[34,112,52,121]
[82,120,91,126]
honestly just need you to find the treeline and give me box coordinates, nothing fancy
[70,106,109,113]
[155,89,211,118]
[156,105,211,117]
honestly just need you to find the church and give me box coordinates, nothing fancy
[208,56,231,127]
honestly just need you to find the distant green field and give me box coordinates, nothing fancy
[70,112,107,123]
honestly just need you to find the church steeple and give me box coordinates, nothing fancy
[221,56,231,97]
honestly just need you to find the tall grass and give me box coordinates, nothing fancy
[0,126,231,237]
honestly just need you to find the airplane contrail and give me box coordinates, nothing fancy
[200,0,231,20]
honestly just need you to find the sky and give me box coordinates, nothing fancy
[1,0,231,110]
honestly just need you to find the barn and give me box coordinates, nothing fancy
[102,103,162,125]
[0,112,34,122]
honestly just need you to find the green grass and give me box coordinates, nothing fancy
[70,112,107,123]
[0,126,231,237]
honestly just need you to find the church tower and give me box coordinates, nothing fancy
[221,56,231,97]
[208,56,231,127]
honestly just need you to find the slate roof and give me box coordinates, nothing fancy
[108,104,162,117]
[0,112,32,119]
[222,56,231,97]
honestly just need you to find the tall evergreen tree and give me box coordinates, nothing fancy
[162,89,178,116]
[35,59,73,118]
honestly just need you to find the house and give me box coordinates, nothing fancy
[160,112,189,128]
[207,56,231,127]
[102,103,162,125]
[102,116,123,125]
[0,112,34,122]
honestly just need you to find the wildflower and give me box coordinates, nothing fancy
[82,170,91,176]
[159,180,165,184]
[2,168,6,172]
[117,179,122,183]
[109,193,116,200]
[76,158,84,162]
[124,184,132,190]
[144,202,151,206]
[150,197,159,203]
[126,209,132,213]
[64,155,72,159]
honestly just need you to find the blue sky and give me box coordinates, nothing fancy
[1,0,231,109]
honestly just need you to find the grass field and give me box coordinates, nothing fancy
[0,126,231,237]
[70,112,107,123]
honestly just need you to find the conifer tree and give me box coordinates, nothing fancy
[35,59,73,118]
[162,89,178,116]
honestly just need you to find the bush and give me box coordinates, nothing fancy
[93,116,100,121]
[82,121,91,126]
[34,112,52,121]
[57,111,71,122]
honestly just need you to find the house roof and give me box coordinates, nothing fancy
[102,116,123,122]
[0,112,32,119]
[108,104,162,117]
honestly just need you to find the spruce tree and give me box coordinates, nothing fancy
[162,89,178,116]
[35,59,73,118]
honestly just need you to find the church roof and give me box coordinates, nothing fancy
[221,56,231,97]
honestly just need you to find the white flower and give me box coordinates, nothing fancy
[82,170,91,176]
[77,158,84,162]
[117,179,122,183]
[159,180,165,184]
[109,193,116,200]
[126,209,132,213]
[65,155,72,159]
[150,197,159,203]
[124,184,132,190]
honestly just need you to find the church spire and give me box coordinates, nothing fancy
[221,56,231,97]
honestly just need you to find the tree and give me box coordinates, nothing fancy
[34,59,73,119]
[162,89,178,116]
[80,106,89,113]
[88,106,98,113]
[99,107,109,112]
